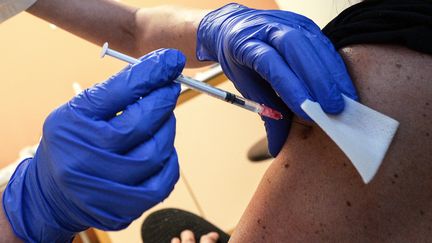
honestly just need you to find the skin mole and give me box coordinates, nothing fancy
[229,45,432,243]
[300,125,313,140]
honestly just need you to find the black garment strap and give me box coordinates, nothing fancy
[323,0,432,55]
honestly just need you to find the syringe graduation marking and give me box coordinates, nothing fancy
[100,43,282,120]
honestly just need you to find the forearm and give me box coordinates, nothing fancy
[27,0,210,67]
[0,193,22,243]
[135,6,210,67]
[27,0,139,57]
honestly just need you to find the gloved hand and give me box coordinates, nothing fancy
[197,3,358,156]
[2,49,185,242]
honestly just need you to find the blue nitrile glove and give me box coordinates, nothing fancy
[197,3,358,156]
[2,49,185,242]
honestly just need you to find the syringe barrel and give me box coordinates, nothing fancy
[177,76,262,115]
[176,75,226,100]
[224,93,262,113]
[101,43,281,119]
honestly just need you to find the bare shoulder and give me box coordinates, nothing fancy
[340,43,432,162]
[339,44,432,122]
[339,44,432,191]
[230,45,432,242]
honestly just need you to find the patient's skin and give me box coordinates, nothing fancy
[1,45,429,242]
[230,44,432,242]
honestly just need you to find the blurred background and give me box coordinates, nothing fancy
[0,0,356,242]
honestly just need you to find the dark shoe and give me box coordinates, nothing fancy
[141,208,230,243]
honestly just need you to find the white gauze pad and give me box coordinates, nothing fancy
[301,95,399,184]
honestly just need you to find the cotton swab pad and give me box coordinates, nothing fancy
[301,95,399,184]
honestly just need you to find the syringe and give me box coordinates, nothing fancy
[100,43,283,120]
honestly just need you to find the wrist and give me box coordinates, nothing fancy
[3,158,80,242]
[196,3,249,62]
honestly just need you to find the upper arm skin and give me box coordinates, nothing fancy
[27,0,209,68]
[229,45,432,242]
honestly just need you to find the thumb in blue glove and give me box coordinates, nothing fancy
[2,49,185,242]
[197,4,358,156]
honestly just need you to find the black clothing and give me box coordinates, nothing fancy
[323,0,432,54]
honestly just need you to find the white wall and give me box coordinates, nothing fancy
[275,0,361,28]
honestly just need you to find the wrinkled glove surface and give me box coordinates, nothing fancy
[197,3,358,156]
[3,49,185,242]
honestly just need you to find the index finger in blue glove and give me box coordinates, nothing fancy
[234,39,311,119]
[63,150,180,230]
[311,36,359,101]
[119,114,177,183]
[267,27,345,114]
[263,113,292,157]
[217,58,293,157]
[70,49,185,120]
[105,83,180,153]
[59,114,177,189]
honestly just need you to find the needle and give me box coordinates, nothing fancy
[100,43,283,120]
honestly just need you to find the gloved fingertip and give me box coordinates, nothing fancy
[263,117,292,157]
[162,48,186,67]
[173,82,181,95]
[346,92,360,102]
[293,104,313,121]
[150,83,181,106]
[321,95,345,115]
[163,49,187,81]
[336,73,360,102]
[169,83,181,102]
[176,50,187,68]
[138,48,186,72]
[267,132,286,157]
[175,51,187,79]
[268,142,281,158]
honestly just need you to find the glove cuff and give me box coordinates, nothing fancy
[196,3,249,62]
[2,158,80,242]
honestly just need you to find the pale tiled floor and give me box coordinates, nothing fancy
[107,82,272,242]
